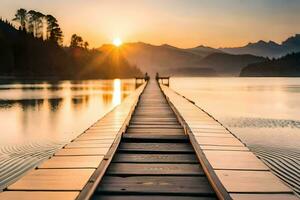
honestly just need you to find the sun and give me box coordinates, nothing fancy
[113,37,122,47]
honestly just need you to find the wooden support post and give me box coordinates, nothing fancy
[156,74,170,87]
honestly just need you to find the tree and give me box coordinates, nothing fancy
[27,10,45,38]
[70,34,84,48]
[13,8,27,30]
[84,41,89,49]
[46,15,63,44]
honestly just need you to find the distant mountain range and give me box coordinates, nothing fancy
[99,43,266,76]
[240,52,300,77]
[220,34,300,58]
[98,34,300,76]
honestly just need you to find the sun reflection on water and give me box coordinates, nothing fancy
[112,79,121,106]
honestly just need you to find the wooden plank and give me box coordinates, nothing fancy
[8,169,94,191]
[106,163,204,175]
[128,125,183,129]
[118,143,194,153]
[122,134,189,142]
[195,137,244,146]
[0,191,79,200]
[88,128,120,131]
[230,193,299,200]
[92,195,217,200]
[189,125,226,130]
[97,176,215,195]
[200,145,249,151]
[65,142,112,148]
[76,135,116,141]
[73,139,114,143]
[215,170,293,192]
[55,148,109,156]
[126,128,184,132]
[38,156,104,169]
[194,133,234,138]
[81,132,118,136]
[203,151,269,170]
[191,129,230,134]
[130,121,178,125]
[113,153,198,163]
[131,118,178,122]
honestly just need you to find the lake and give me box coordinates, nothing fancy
[170,77,300,194]
[0,79,136,190]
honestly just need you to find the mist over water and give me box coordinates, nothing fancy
[0,79,135,189]
[171,77,300,194]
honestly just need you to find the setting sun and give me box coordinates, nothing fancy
[113,37,122,47]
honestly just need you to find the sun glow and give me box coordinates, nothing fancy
[113,37,122,47]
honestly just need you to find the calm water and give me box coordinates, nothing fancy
[0,79,136,189]
[171,77,300,194]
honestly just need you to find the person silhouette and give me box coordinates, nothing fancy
[144,73,150,81]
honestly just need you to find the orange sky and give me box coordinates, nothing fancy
[1,0,300,48]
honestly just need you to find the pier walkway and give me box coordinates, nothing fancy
[89,80,218,200]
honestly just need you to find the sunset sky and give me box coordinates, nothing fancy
[1,0,300,48]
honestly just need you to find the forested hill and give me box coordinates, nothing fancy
[0,15,142,79]
[240,52,300,77]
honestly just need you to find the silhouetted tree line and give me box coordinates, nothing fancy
[13,8,63,45]
[0,9,142,79]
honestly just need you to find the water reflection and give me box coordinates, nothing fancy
[113,79,121,106]
[0,79,136,142]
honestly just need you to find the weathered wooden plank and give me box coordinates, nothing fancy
[73,139,114,143]
[97,176,215,195]
[126,129,184,135]
[0,191,79,200]
[200,145,249,151]
[230,193,299,200]
[55,148,109,156]
[92,195,217,200]
[194,133,234,138]
[65,142,112,148]
[118,143,194,152]
[189,125,226,130]
[203,151,269,170]
[191,129,230,134]
[195,137,244,146]
[131,118,178,122]
[8,169,94,191]
[113,153,198,163]
[38,156,104,169]
[122,134,189,142]
[107,163,204,175]
[128,125,183,129]
[130,121,178,125]
[215,170,293,192]
[76,135,117,141]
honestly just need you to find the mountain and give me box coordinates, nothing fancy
[240,52,300,77]
[221,34,300,58]
[99,43,265,76]
[185,45,222,56]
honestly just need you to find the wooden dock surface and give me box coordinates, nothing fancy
[89,80,218,200]
[0,79,298,200]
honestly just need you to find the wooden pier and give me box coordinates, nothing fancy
[0,78,298,200]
